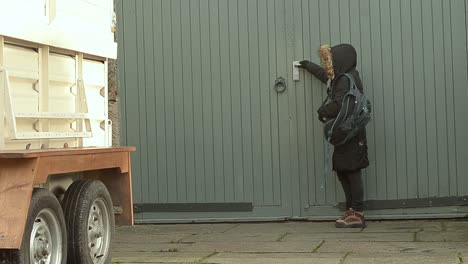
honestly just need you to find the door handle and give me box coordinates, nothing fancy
[273,77,286,93]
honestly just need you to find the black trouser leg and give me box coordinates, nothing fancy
[337,170,364,212]
[337,172,352,210]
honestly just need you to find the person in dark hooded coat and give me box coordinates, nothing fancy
[297,43,369,228]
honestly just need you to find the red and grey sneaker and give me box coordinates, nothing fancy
[335,210,367,228]
[337,208,354,221]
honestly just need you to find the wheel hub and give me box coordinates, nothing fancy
[88,198,110,263]
[30,209,62,264]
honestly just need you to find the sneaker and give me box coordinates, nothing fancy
[338,208,354,220]
[335,211,367,228]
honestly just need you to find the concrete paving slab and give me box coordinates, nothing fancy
[361,220,440,233]
[345,252,460,264]
[112,251,208,263]
[112,241,193,253]
[116,223,238,235]
[443,221,468,231]
[180,232,283,243]
[284,232,414,242]
[113,233,195,244]
[226,222,361,234]
[317,241,468,254]
[112,221,468,263]
[180,241,323,253]
[202,253,344,264]
[417,231,468,242]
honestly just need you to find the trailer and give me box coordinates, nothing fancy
[0,1,134,263]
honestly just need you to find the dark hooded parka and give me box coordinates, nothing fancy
[302,44,369,172]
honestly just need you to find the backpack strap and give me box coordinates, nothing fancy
[330,73,356,98]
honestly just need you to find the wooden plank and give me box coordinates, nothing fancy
[0,158,38,249]
[349,0,364,196]
[301,0,315,207]
[284,0,297,214]
[142,0,157,204]
[180,0,196,202]
[171,0,187,203]
[442,0,457,197]
[369,0,387,200]
[269,0,281,206]
[411,0,429,198]
[190,0,207,203]
[293,0,308,210]
[450,0,468,196]
[328,0,341,204]
[247,0,264,206]
[116,0,127,146]
[390,0,407,199]
[0,151,133,248]
[380,0,397,200]
[317,0,332,204]
[135,0,148,204]
[271,0,291,214]
[84,157,134,226]
[122,0,142,204]
[151,0,168,203]
[258,0,274,205]
[228,0,245,202]
[311,0,326,205]
[219,0,234,202]
[432,0,449,197]
[339,0,351,43]
[199,0,215,202]
[421,0,438,198]
[359,0,377,200]
[33,151,130,184]
[400,0,418,199]
[238,0,254,203]
[210,0,225,203]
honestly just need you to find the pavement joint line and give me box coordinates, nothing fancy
[440,222,448,232]
[338,252,351,264]
[458,252,464,264]
[221,224,241,233]
[194,251,219,263]
[413,227,424,242]
[177,233,197,243]
[311,240,325,253]
[276,232,291,242]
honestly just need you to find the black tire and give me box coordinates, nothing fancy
[62,180,114,264]
[0,188,68,264]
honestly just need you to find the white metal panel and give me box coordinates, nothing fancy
[1,39,111,150]
[0,0,116,58]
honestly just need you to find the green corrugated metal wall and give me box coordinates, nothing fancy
[117,0,468,222]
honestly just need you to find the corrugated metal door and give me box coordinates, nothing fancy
[117,0,296,222]
[293,0,468,218]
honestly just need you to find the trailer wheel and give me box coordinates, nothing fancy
[62,180,114,264]
[0,188,68,264]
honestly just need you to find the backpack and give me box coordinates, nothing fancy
[322,73,372,146]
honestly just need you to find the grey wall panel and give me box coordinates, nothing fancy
[118,0,468,221]
[294,0,468,214]
[118,0,292,219]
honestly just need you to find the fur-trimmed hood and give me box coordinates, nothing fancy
[320,44,357,80]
